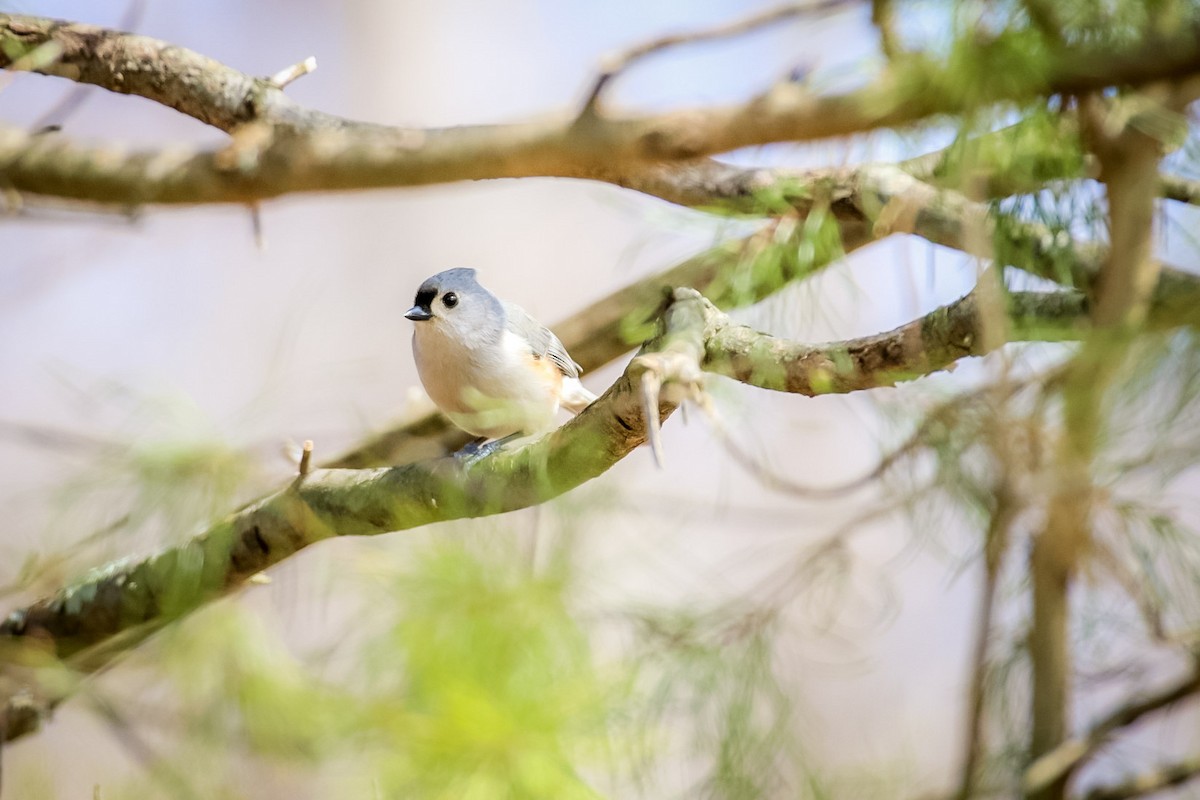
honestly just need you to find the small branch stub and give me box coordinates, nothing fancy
[248,203,265,250]
[298,439,313,476]
[268,56,317,89]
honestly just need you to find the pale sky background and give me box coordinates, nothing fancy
[2,1,1197,798]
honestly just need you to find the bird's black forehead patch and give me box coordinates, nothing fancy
[414,287,437,309]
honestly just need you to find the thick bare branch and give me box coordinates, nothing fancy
[5,11,1200,206]
[0,15,345,133]
[4,13,1200,330]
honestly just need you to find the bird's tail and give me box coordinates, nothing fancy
[560,377,597,415]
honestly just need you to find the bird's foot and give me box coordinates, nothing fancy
[453,439,492,462]
[452,434,519,463]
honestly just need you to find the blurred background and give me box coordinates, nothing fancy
[3,1,1199,798]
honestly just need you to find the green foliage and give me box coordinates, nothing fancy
[83,537,615,799]
[617,206,845,348]
[50,394,260,545]
[355,539,615,800]
[993,183,1104,290]
[158,605,352,760]
[929,110,1089,198]
[42,533,832,800]
[0,36,61,69]
[2,394,262,604]
[706,209,846,311]
[627,604,822,800]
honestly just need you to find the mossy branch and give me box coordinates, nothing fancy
[1,285,1087,745]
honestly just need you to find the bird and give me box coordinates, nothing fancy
[404,268,597,449]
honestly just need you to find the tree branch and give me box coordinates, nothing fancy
[328,215,876,469]
[328,162,1200,472]
[700,288,1085,394]
[5,11,1200,334]
[851,166,1200,329]
[1159,173,1200,207]
[5,11,1200,206]
[1,285,1087,745]
[1025,662,1200,796]
[1079,754,1200,800]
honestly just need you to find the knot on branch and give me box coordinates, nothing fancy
[214,121,274,173]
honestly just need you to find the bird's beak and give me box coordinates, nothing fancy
[405,305,432,321]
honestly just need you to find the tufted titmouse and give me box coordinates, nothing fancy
[405,268,597,442]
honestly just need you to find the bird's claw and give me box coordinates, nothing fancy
[452,436,514,464]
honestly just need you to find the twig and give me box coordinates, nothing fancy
[86,690,201,800]
[268,55,317,89]
[697,399,894,498]
[248,203,265,250]
[955,489,1017,800]
[629,288,710,468]
[871,0,901,58]
[1024,663,1200,795]
[577,0,854,115]
[1080,754,1200,800]
[1159,173,1200,207]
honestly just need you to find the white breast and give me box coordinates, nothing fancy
[412,325,560,439]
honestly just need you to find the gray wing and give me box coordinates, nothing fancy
[503,301,581,378]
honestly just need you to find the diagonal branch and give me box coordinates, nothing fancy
[0,285,1087,746]
[1159,173,1200,207]
[1078,754,1200,800]
[1025,662,1200,796]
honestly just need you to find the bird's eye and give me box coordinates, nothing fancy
[442,292,459,308]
